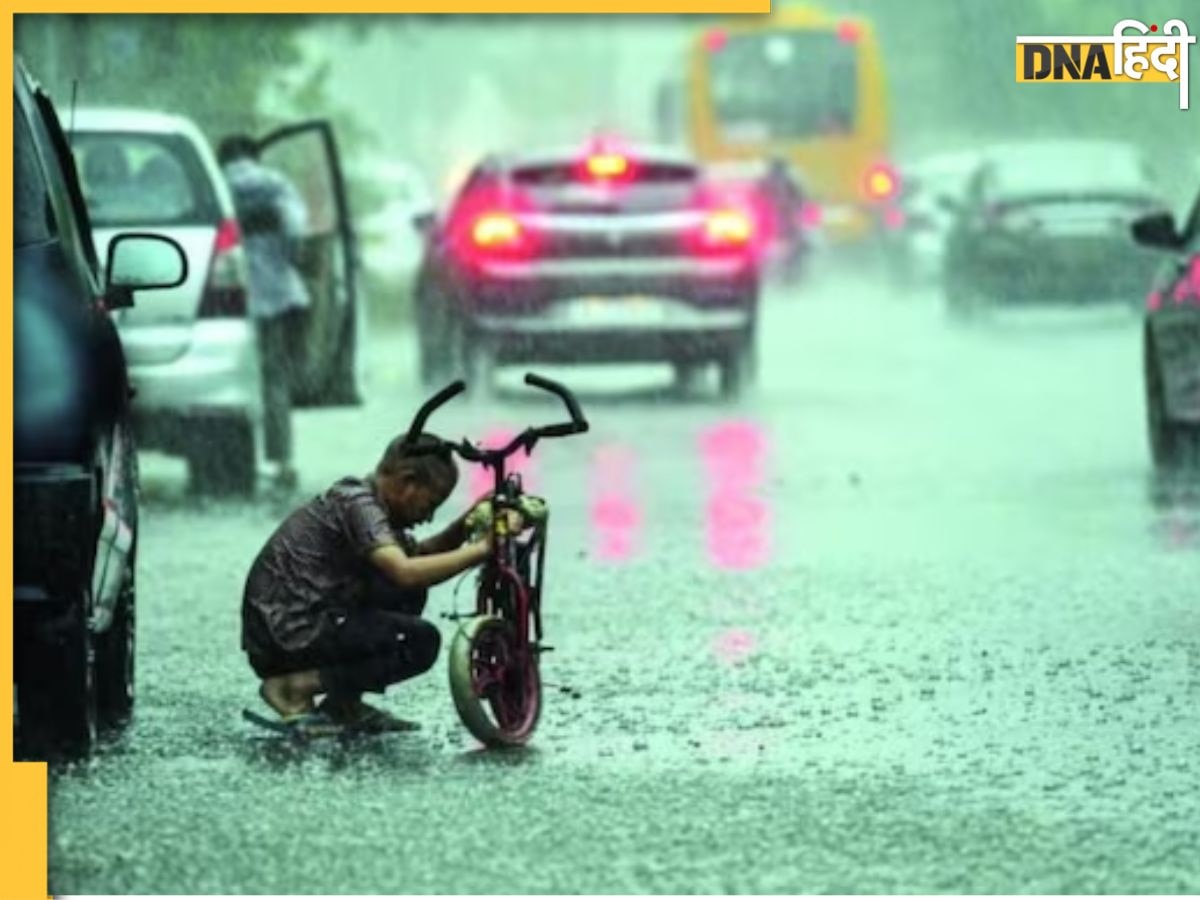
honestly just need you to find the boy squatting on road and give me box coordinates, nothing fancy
[241,432,523,733]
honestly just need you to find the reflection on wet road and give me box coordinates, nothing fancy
[48,268,1200,894]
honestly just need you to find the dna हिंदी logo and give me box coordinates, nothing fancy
[1015,18,1196,109]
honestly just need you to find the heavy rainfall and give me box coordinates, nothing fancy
[11,4,1200,894]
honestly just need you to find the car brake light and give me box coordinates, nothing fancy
[471,212,522,248]
[837,20,861,43]
[864,164,899,203]
[799,202,823,229]
[586,153,629,180]
[704,209,753,246]
[1171,256,1200,305]
[198,217,248,318]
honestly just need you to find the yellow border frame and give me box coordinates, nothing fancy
[4,5,766,898]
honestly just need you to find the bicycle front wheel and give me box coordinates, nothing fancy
[448,614,541,747]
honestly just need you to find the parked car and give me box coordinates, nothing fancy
[414,141,761,397]
[14,60,187,756]
[72,110,362,495]
[1132,195,1200,469]
[941,139,1169,318]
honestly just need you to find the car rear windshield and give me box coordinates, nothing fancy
[992,147,1155,202]
[74,131,221,227]
[511,161,699,213]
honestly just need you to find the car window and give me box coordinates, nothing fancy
[511,160,699,213]
[14,102,56,247]
[992,145,1149,200]
[74,131,221,227]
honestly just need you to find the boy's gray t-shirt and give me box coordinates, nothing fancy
[242,476,417,652]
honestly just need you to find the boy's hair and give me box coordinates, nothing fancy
[377,432,458,496]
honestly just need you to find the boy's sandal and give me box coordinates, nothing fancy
[242,707,345,739]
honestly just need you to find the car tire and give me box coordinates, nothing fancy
[188,416,257,497]
[16,597,98,759]
[96,555,135,728]
[418,302,455,388]
[717,332,756,400]
[462,326,497,399]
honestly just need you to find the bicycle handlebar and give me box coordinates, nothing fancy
[404,380,466,445]
[402,372,588,465]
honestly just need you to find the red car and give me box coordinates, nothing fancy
[1132,194,1200,469]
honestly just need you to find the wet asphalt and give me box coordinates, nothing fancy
[46,266,1200,894]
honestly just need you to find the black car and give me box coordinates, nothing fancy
[1132,194,1200,470]
[942,140,1169,317]
[14,59,187,756]
[414,142,760,397]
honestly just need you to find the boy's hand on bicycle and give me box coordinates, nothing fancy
[464,500,528,544]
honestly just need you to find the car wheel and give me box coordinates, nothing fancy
[1145,336,1196,469]
[462,326,497,399]
[717,333,755,400]
[189,416,257,497]
[16,597,98,758]
[417,294,454,388]
[96,553,135,728]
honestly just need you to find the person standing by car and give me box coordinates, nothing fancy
[218,135,309,492]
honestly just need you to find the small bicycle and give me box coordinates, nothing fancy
[403,372,589,747]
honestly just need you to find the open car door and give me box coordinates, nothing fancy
[257,120,362,407]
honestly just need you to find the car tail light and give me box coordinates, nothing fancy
[198,218,248,318]
[586,153,629,180]
[837,20,861,43]
[1147,289,1163,312]
[864,164,899,203]
[1171,256,1200,306]
[471,212,522,248]
[705,209,752,245]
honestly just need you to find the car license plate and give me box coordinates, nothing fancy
[567,296,668,326]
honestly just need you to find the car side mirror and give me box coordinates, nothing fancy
[103,233,189,309]
[1131,211,1181,251]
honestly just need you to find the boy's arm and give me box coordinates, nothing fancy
[369,540,487,590]
[415,509,470,556]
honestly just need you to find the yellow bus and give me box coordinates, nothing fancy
[676,6,896,243]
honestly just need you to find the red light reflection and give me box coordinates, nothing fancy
[588,443,642,563]
[463,427,539,502]
[699,420,772,570]
[713,627,758,666]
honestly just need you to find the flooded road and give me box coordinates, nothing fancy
[48,267,1200,894]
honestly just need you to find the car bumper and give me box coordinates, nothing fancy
[965,238,1159,299]
[460,256,757,312]
[472,297,753,363]
[126,319,263,449]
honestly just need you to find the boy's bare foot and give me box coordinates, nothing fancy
[260,671,321,718]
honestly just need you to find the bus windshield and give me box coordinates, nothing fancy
[709,30,858,142]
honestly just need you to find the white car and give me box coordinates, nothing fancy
[73,109,363,495]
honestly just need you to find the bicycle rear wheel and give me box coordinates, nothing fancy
[448,614,541,747]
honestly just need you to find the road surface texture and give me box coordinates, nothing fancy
[47,267,1200,894]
